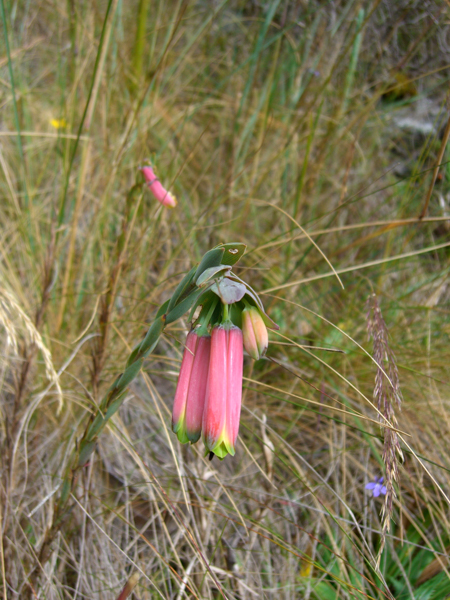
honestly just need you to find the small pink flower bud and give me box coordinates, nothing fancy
[202,324,243,458]
[140,165,177,208]
[242,307,268,360]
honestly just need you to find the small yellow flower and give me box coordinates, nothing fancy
[299,560,312,577]
[50,118,67,129]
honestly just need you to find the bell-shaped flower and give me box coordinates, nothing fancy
[202,324,243,459]
[242,306,269,360]
[140,165,177,208]
[172,330,211,444]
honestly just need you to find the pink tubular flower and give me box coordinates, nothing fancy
[202,324,243,459]
[172,331,210,444]
[185,335,210,442]
[242,306,268,360]
[140,165,177,208]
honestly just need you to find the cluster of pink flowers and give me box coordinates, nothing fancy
[172,306,269,459]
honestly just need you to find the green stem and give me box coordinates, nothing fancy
[222,302,230,323]
[196,296,218,334]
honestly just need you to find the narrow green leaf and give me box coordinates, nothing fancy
[117,358,144,389]
[196,264,231,287]
[59,480,72,506]
[167,266,196,311]
[165,287,206,324]
[125,347,141,369]
[139,315,165,357]
[194,248,225,282]
[216,242,247,266]
[105,391,129,421]
[156,298,170,318]
[77,441,98,468]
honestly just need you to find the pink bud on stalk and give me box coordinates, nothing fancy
[242,306,269,360]
[202,324,243,459]
[172,331,211,444]
[140,165,177,207]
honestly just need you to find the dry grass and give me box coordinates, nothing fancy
[1,1,450,598]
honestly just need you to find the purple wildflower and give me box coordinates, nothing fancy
[365,477,387,498]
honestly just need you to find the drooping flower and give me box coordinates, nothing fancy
[172,330,197,443]
[202,324,243,459]
[140,165,177,207]
[169,249,278,459]
[185,334,211,443]
[365,476,387,498]
[242,306,268,360]
[172,330,211,444]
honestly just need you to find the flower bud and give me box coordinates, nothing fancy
[140,165,177,208]
[242,307,268,360]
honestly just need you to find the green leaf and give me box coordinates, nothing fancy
[139,315,165,357]
[59,480,72,506]
[77,440,98,469]
[85,411,106,441]
[216,242,247,266]
[196,264,231,287]
[117,358,144,389]
[194,248,225,282]
[105,390,130,420]
[311,581,340,600]
[167,266,196,311]
[165,287,206,325]
[156,298,170,318]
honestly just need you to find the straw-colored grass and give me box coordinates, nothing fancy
[1,1,450,598]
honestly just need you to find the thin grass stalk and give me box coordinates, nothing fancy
[55,139,91,331]
[337,8,364,121]
[419,96,450,219]
[131,0,150,90]
[91,184,144,396]
[57,0,117,228]
[0,0,30,209]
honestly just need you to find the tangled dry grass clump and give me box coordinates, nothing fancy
[1,1,450,598]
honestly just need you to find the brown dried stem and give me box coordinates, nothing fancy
[366,293,404,561]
